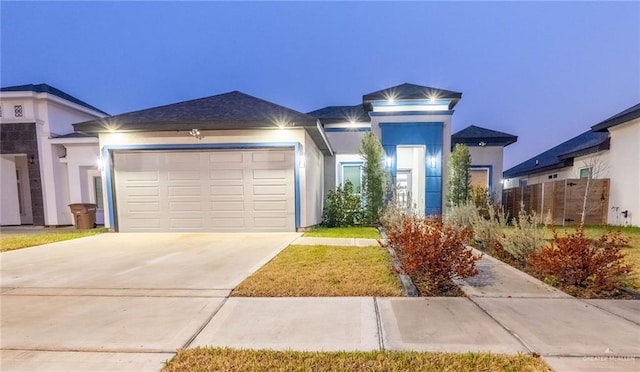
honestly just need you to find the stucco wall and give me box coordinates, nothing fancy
[607,119,639,226]
[325,130,366,154]
[468,146,504,201]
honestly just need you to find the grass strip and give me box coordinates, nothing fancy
[232,245,402,297]
[304,227,381,239]
[0,229,108,252]
[163,348,550,372]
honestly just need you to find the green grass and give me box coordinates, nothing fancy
[163,348,550,372]
[544,225,640,290]
[0,228,108,252]
[232,245,403,297]
[303,226,381,239]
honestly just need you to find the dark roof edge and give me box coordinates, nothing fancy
[557,138,610,160]
[591,103,640,132]
[1,83,108,115]
[503,160,573,178]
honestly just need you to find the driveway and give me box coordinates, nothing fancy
[0,232,300,372]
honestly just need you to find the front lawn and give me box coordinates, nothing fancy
[163,348,550,372]
[232,245,402,297]
[0,228,108,252]
[545,225,640,290]
[303,226,381,239]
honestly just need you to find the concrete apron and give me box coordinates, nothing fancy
[0,232,300,372]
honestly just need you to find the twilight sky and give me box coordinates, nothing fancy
[2,1,639,169]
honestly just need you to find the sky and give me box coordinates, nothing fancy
[2,1,639,170]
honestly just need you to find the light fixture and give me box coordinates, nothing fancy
[29,155,35,165]
[299,154,306,168]
[385,155,393,168]
[429,155,437,168]
[189,128,203,140]
[96,157,103,171]
[479,141,487,147]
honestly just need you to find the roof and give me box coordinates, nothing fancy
[52,132,97,139]
[362,83,462,109]
[307,104,369,124]
[591,102,640,132]
[452,125,517,147]
[503,130,610,178]
[0,83,108,115]
[73,90,332,154]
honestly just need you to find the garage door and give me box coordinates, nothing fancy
[113,149,295,232]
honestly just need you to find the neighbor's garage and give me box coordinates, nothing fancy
[113,148,295,232]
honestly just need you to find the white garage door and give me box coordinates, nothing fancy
[113,149,295,232]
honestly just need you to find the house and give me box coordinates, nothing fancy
[450,125,517,203]
[0,84,108,226]
[2,82,514,232]
[503,102,640,226]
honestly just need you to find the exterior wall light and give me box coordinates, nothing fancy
[189,128,203,140]
[429,155,437,168]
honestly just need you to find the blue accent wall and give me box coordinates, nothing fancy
[380,122,444,215]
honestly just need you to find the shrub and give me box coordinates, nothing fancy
[384,215,479,296]
[322,181,362,227]
[527,227,632,297]
[360,132,387,225]
[447,144,472,207]
[444,202,479,232]
[380,188,415,233]
[502,207,545,266]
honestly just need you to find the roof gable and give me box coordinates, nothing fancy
[73,90,332,154]
[503,130,609,178]
[362,83,462,109]
[452,125,517,147]
[0,83,108,115]
[591,102,640,132]
[307,104,369,124]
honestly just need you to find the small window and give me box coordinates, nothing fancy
[94,176,104,209]
[341,164,362,193]
[553,174,558,179]
[14,105,23,117]
[579,168,592,179]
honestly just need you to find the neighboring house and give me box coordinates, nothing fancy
[2,82,514,232]
[450,125,517,203]
[0,84,108,226]
[503,102,639,226]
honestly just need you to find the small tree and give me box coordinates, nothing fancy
[448,143,472,207]
[578,157,608,227]
[360,132,386,224]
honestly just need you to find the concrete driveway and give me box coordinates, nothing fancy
[0,232,300,372]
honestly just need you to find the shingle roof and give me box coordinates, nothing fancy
[52,132,97,139]
[452,125,517,147]
[503,130,609,178]
[307,104,369,124]
[0,83,108,115]
[73,90,332,154]
[591,102,640,132]
[362,83,462,109]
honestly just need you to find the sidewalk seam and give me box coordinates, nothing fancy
[465,296,538,355]
[373,297,385,351]
[578,300,640,327]
[182,297,228,349]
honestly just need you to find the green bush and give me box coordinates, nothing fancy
[322,181,363,227]
[503,207,545,265]
[360,132,386,224]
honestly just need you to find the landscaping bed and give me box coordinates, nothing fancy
[0,228,108,252]
[232,245,403,297]
[163,348,550,372]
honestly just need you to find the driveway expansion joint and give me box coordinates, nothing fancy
[373,297,385,351]
[182,297,229,349]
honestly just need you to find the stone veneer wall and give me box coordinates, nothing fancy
[0,123,44,225]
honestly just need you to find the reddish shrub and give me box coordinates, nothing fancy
[527,227,632,298]
[385,215,479,296]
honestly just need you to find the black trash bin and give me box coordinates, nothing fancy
[68,203,97,229]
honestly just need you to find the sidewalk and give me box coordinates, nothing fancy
[188,239,640,372]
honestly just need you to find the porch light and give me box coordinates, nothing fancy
[385,155,393,168]
[96,157,103,171]
[299,154,306,168]
[429,155,437,168]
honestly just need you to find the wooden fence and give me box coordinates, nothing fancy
[502,178,610,226]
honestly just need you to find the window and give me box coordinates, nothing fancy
[548,173,558,179]
[469,168,490,189]
[14,105,23,117]
[579,168,592,179]
[94,176,104,209]
[341,164,362,193]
